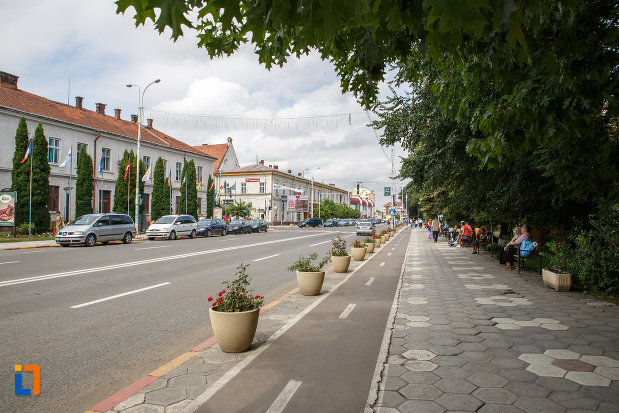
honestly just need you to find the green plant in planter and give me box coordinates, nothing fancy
[541,241,573,274]
[351,239,365,248]
[364,237,376,244]
[288,253,329,272]
[208,264,264,312]
[329,234,348,256]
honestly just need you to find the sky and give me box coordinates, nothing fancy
[2,0,408,208]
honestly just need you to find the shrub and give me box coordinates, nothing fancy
[208,264,264,312]
[16,223,35,235]
[329,234,348,256]
[287,253,329,272]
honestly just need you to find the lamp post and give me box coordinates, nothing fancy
[126,79,160,231]
[309,167,320,218]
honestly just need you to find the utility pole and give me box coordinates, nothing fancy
[391,147,396,229]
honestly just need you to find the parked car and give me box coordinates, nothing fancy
[356,220,376,236]
[146,215,197,240]
[324,219,339,227]
[249,219,268,233]
[55,213,136,247]
[196,218,228,237]
[338,219,352,226]
[228,219,252,234]
[298,217,323,228]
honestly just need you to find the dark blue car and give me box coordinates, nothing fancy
[196,218,228,237]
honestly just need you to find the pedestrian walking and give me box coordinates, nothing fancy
[55,211,64,235]
[431,218,440,242]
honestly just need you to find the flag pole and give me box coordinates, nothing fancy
[68,146,72,221]
[127,162,130,215]
[29,144,32,237]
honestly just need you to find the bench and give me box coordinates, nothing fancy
[514,244,542,274]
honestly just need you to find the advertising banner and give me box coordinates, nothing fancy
[287,195,309,212]
[0,192,16,227]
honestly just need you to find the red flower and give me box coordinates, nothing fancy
[222,289,226,294]
[212,302,216,306]
[217,298,222,305]
[208,297,213,302]
[218,291,222,297]
[255,295,260,299]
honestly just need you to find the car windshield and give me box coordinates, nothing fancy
[72,215,100,225]
[231,220,245,225]
[358,221,372,226]
[154,216,176,224]
[198,219,213,226]
[250,220,260,224]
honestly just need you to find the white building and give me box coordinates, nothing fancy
[0,71,216,226]
[220,161,350,223]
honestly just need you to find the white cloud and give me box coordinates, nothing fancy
[2,0,408,208]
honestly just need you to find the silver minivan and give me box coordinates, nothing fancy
[146,215,197,240]
[55,213,136,247]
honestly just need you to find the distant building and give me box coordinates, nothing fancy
[350,186,376,218]
[220,161,349,223]
[383,201,404,220]
[0,71,216,224]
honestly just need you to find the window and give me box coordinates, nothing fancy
[99,190,111,213]
[162,159,167,172]
[259,182,265,194]
[48,137,60,163]
[101,148,111,171]
[241,182,246,194]
[76,142,87,166]
[48,185,59,211]
[176,162,182,181]
[143,156,151,172]
[175,196,181,214]
[197,166,203,184]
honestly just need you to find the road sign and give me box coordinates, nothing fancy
[384,187,391,196]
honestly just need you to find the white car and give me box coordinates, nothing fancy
[146,215,197,240]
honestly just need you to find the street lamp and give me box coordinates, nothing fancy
[126,79,160,231]
[309,167,320,218]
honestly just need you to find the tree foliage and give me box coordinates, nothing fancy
[206,174,215,218]
[75,147,93,218]
[224,199,252,218]
[11,117,29,227]
[112,150,146,220]
[151,157,170,221]
[318,199,361,221]
[31,124,51,233]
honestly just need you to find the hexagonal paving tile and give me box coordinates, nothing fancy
[144,388,186,407]
[402,350,437,361]
[473,388,518,404]
[565,371,612,386]
[595,367,619,380]
[552,359,595,372]
[543,349,581,359]
[397,400,444,413]
[398,383,442,400]
[466,373,508,388]
[435,393,483,411]
[580,355,619,367]
[434,378,477,394]
[404,360,438,371]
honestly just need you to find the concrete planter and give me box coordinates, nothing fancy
[331,255,351,273]
[389,230,395,237]
[381,235,387,243]
[351,247,367,261]
[374,238,381,248]
[365,242,375,253]
[209,307,260,353]
[296,270,325,296]
[542,269,572,292]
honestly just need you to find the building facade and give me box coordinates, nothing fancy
[0,71,216,225]
[219,161,349,223]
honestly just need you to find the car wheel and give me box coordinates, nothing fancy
[169,231,177,240]
[85,234,96,247]
[123,232,133,244]
[222,229,227,236]
[60,244,69,247]
[148,237,155,240]
[190,230,196,239]
[207,229,212,237]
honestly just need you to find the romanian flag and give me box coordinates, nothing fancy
[167,170,171,186]
[20,140,33,164]
[180,171,187,188]
[123,160,130,180]
[197,178,202,190]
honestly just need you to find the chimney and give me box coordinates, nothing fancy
[95,103,106,115]
[297,173,302,177]
[131,114,138,123]
[288,169,292,174]
[75,96,83,109]
[259,160,264,165]
[0,72,19,89]
[147,119,153,128]
[114,108,121,120]
[273,165,278,170]
[227,137,233,146]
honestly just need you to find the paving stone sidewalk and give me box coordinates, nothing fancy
[93,230,404,413]
[371,228,619,413]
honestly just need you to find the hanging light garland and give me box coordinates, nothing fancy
[147,109,368,130]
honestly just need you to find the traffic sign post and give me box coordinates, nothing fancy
[384,187,391,196]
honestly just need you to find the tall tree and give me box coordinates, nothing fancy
[31,124,51,233]
[112,150,145,221]
[75,147,94,218]
[206,174,214,218]
[10,117,29,226]
[179,160,198,219]
[151,157,169,221]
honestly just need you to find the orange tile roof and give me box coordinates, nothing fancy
[192,144,229,172]
[0,84,214,159]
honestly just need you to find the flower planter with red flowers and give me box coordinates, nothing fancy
[364,237,376,253]
[330,234,351,273]
[351,239,367,261]
[208,264,264,353]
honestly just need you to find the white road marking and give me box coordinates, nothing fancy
[253,254,280,262]
[70,282,170,309]
[265,380,303,413]
[134,245,170,251]
[387,253,392,256]
[339,304,357,319]
[392,248,396,250]
[309,239,332,246]
[0,233,325,288]
[380,262,385,267]
[365,277,375,286]
[0,261,19,265]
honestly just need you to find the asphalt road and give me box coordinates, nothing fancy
[0,225,385,413]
